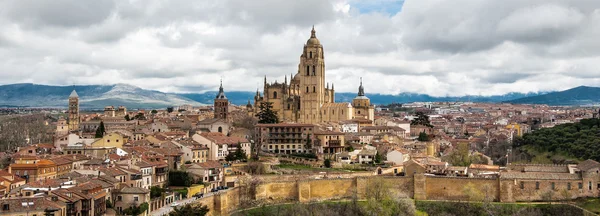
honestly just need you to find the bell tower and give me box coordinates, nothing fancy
[214,79,229,121]
[299,26,326,124]
[68,90,80,131]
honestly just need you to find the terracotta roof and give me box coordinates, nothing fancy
[198,160,221,169]
[119,186,150,194]
[577,159,600,171]
[256,123,315,127]
[469,164,499,171]
[500,172,581,180]
[200,132,249,145]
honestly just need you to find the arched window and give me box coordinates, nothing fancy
[309,51,312,58]
[306,65,310,75]
[273,91,278,99]
[218,126,223,133]
[306,86,309,93]
[358,110,361,115]
[313,86,316,92]
[287,104,291,110]
[312,66,316,76]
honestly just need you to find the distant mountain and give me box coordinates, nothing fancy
[178,91,544,105]
[507,86,600,106]
[0,83,204,109]
[0,83,551,109]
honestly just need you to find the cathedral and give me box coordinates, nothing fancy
[248,27,374,124]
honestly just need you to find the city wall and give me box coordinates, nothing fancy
[192,174,597,215]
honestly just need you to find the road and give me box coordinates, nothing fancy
[150,192,217,216]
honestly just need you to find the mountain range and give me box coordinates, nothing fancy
[0,83,203,109]
[506,86,600,106]
[0,83,597,109]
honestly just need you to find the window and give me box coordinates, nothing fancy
[313,86,316,93]
[589,181,592,190]
[306,87,309,93]
[309,51,312,58]
[568,183,571,190]
[520,182,524,189]
[535,182,539,190]
[312,66,316,75]
[306,66,310,75]
[578,183,583,189]
[551,182,555,190]
[134,196,139,202]
[273,91,278,99]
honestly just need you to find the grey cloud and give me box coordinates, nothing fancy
[1,0,115,28]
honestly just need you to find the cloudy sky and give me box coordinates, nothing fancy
[1,0,599,96]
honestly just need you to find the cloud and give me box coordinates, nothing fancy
[0,0,599,97]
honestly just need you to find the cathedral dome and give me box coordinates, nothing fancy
[306,26,320,46]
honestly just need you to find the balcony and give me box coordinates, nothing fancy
[130,174,142,180]
[155,168,167,175]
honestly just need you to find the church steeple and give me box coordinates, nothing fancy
[311,25,316,38]
[358,77,365,96]
[216,79,227,99]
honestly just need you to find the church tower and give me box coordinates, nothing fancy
[214,80,229,120]
[299,26,326,124]
[68,90,80,131]
[352,78,375,121]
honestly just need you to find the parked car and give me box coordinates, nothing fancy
[193,193,204,198]
[211,188,217,192]
[170,202,179,207]
[223,186,229,190]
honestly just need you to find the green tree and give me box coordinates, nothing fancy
[168,171,194,187]
[133,112,146,120]
[411,111,433,128]
[374,151,382,164]
[151,109,158,114]
[122,202,149,216]
[124,114,130,121]
[255,102,279,124]
[324,159,331,168]
[225,152,237,162]
[169,204,209,216]
[167,107,174,113]
[94,121,105,138]
[150,186,165,199]
[234,143,247,161]
[417,132,429,142]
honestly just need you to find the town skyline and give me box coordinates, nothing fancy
[1,1,600,97]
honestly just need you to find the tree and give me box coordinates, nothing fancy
[167,107,174,113]
[124,114,130,121]
[169,204,209,216]
[95,121,105,138]
[305,134,312,152]
[151,109,158,114]
[255,102,279,124]
[324,159,331,168]
[411,111,433,128]
[150,186,165,199]
[225,152,237,162]
[168,171,194,187]
[417,132,429,142]
[234,143,247,161]
[374,151,382,164]
[133,112,146,120]
[122,202,149,216]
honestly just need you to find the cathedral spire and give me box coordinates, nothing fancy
[216,78,227,99]
[311,25,316,38]
[358,77,365,96]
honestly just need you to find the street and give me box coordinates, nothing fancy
[150,192,217,216]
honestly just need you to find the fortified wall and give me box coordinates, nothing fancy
[193,174,599,215]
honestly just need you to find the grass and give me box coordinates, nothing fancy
[573,197,600,214]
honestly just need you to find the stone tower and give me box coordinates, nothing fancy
[352,78,375,120]
[214,79,229,120]
[299,26,326,124]
[68,90,80,131]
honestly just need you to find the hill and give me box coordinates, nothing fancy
[507,86,600,106]
[0,83,203,109]
[0,83,546,109]
[178,91,542,106]
[513,118,600,163]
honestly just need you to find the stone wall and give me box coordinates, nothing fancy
[190,174,599,215]
[425,176,499,201]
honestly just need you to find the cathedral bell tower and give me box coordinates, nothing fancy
[68,90,80,131]
[299,26,326,124]
[214,79,229,121]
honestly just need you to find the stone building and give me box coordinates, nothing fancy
[214,80,229,121]
[68,90,80,131]
[255,123,316,154]
[249,27,374,124]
